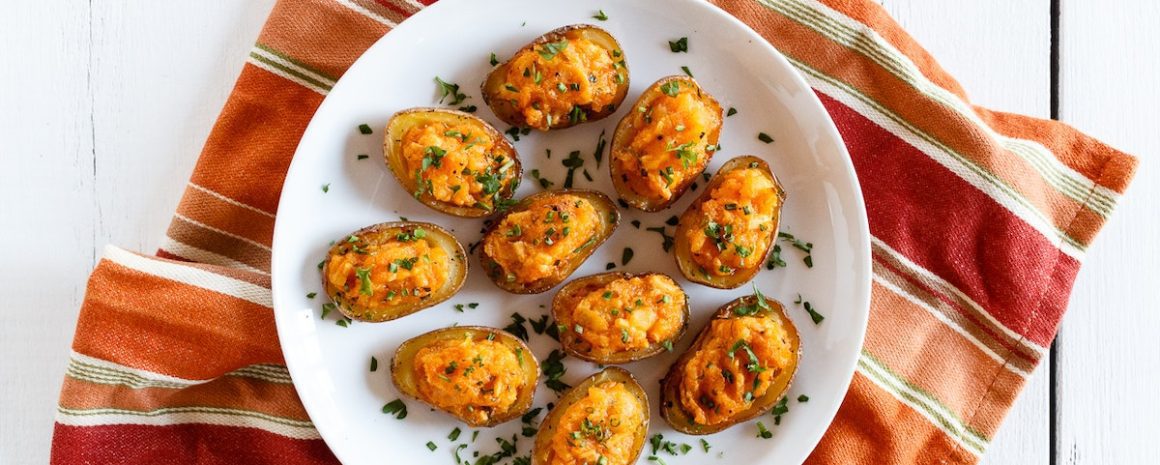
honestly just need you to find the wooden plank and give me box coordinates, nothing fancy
[0,2,274,463]
[1057,1,1160,464]
[879,2,1052,464]
[0,3,94,464]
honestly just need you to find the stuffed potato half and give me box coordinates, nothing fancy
[610,75,723,212]
[551,272,689,364]
[321,221,466,322]
[659,293,800,434]
[673,156,785,289]
[384,107,522,217]
[479,189,620,294]
[483,24,629,131]
[391,326,539,427]
[531,367,648,465]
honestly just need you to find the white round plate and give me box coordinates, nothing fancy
[272,0,870,464]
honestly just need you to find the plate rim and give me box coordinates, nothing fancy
[270,0,871,463]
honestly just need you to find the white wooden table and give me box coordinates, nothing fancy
[2,1,1156,463]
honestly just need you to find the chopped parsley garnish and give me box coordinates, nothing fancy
[542,349,570,394]
[355,267,373,296]
[537,40,569,60]
[766,244,786,269]
[458,105,477,113]
[529,314,552,335]
[357,123,373,134]
[662,340,674,352]
[562,150,584,188]
[757,132,774,144]
[336,318,351,327]
[357,154,369,160]
[798,394,810,402]
[395,227,427,242]
[504,126,531,141]
[645,226,675,252]
[369,356,378,372]
[593,9,609,20]
[794,296,825,324]
[726,107,738,117]
[425,441,437,451]
[448,427,461,441]
[593,129,607,168]
[668,37,688,53]
[434,76,468,105]
[659,80,680,97]
[504,312,530,341]
[489,52,499,66]
[771,395,790,424]
[700,438,711,452]
[321,183,330,193]
[381,399,408,419]
[778,232,814,267]
[630,219,641,228]
[530,168,553,189]
[306,292,317,299]
[320,303,335,320]
[680,65,693,77]
[756,421,773,439]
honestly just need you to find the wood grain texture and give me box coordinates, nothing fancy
[1057,1,1160,464]
[0,2,275,464]
[879,2,1052,464]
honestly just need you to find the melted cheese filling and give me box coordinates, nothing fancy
[501,36,622,130]
[400,120,516,209]
[614,81,720,202]
[326,234,449,309]
[677,316,795,426]
[546,381,643,465]
[564,275,684,357]
[412,335,526,425]
[685,168,778,276]
[483,195,602,284]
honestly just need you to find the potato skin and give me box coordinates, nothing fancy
[673,156,785,289]
[384,107,522,218]
[531,367,649,465]
[551,271,689,364]
[482,24,629,131]
[610,75,723,212]
[659,294,801,434]
[321,221,466,322]
[390,326,539,427]
[478,189,620,294]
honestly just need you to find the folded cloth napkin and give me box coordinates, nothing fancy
[51,0,1138,464]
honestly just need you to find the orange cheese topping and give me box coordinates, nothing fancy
[400,120,516,210]
[685,167,779,276]
[677,316,795,426]
[564,275,684,357]
[326,233,449,308]
[483,195,602,284]
[546,381,643,465]
[412,334,526,425]
[501,36,623,130]
[614,80,721,202]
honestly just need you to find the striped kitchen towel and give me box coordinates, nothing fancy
[51,0,1138,464]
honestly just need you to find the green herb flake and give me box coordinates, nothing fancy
[306,292,317,299]
[426,441,437,451]
[357,123,373,135]
[504,312,530,341]
[542,349,571,394]
[489,52,499,66]
[758,132,774,144]
[537,40,569,60]
[621,247,634,266]
[726,107,738,117]
[798,394,810,402]
[357,154,369,160]
[434,76,468,105]
[668,37,688,53]
[700,438,711,452]
[381,399,408,419]
[370,356,378,372]
[659,80,680,97]
[680,66,693,77]
[321,183,330,193]
[756,421,773,439]
[593,9,609,20]
[593,129,607,168]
